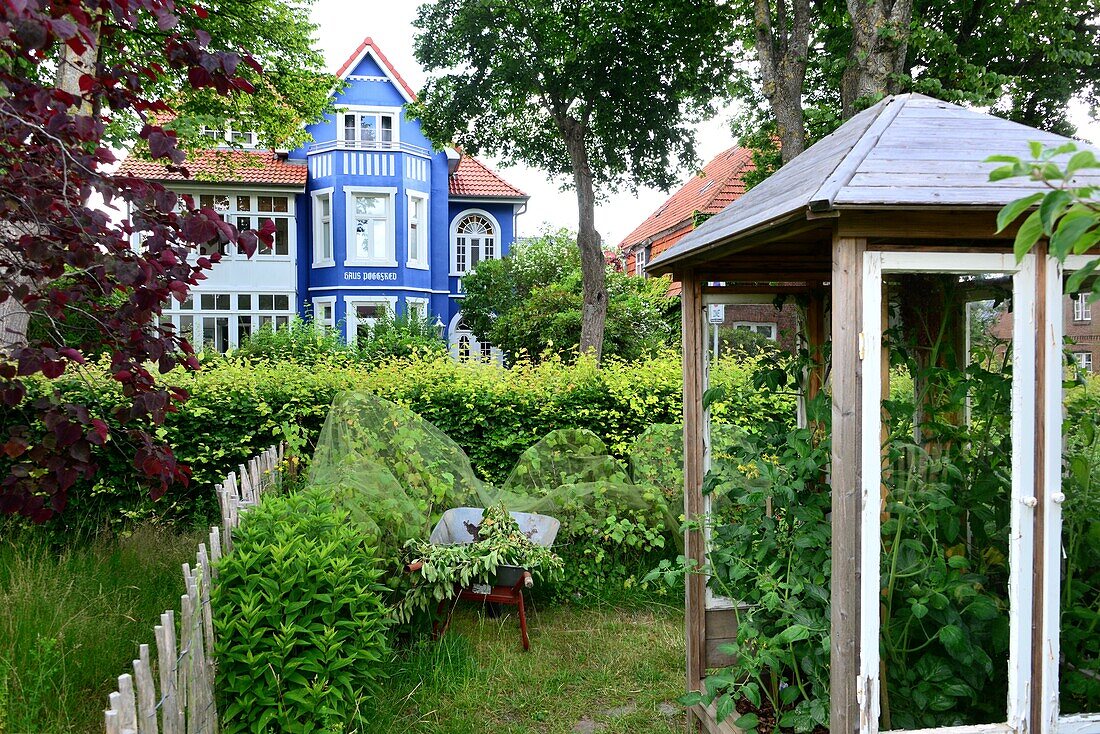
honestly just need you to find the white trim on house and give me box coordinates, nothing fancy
[337,45,415,103]
[405,296,429,321]
[307,285,450,294]
[344,186,397,267]
[343,295,397,343]
[406,190,430,270]
[858,251,1037,734]
[450,208,501,276]
[311,187,335,268]
[310,296,337,329]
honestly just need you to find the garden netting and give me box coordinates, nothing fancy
[306,392,686,562]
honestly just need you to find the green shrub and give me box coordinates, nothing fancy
[5,351,795,531]
[235,317,351,365]
[213,488,390,734]
[353,312,447,362]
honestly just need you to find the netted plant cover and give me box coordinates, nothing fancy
[629,423,752,502]
[308,394,681,569]
[501,428,630,497]
[308,391,486,553]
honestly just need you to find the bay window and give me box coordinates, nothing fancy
[196,192,293,259]
[345,188,396,266]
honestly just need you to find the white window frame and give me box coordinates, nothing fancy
[1045,255,1100,734]
[635,245,648,276]
[166,289,295,353]
[731,321,778,340]
[185,190,295,261]
[200,124,257,149]
[405,296,429,323]
[858,251,1037,734]
[406,191,429,270]
[1072,292,1091,321]
[311,187,335,268]
[344,186,397,267]
[1073,351,1093,372]
[343,296,396,344]
[338,107,400,150]
[450,209,500,276]
[311,296,337,330]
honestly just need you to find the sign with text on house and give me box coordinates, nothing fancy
[344,271,398,281]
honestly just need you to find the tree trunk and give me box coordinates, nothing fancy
[1,29,99,356]
[560,117,607,361]
[841,0,914,117]
[754,0,812,163]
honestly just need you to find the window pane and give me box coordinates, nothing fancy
[257,196,273,213]
[237,317,251,344]
[381,115,393,142]
[274,218,289,256]
[409,222,419,261]
[259,295,274,311]
[470,237,481,269]
[258,220,273,255]
[274,295,289,311]
[237,216,250,232]
[354,194,385,217]
[215,294,230,310]
[455,236,467,272]
[355,220,371,259]
[200,294,215,310]
[320,194,330,217]
[237,294,251,310]
[372,219,387,259]
[271,197,288,213]
[322,224,332,260]
[237,196,251,212]
[202,316,230,353]
[178,315,194,342]
[181,295,193,310]
[344,114,356,141]
[360,115,376,142]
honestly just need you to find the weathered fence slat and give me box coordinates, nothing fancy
[105,445,283,734]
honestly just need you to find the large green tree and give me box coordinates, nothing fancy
[737,0,1099,170]
[460,229,679,362]
[411,0,734,360]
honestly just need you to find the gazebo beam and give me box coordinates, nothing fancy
[830,233,866,734]
[680,268,708,727]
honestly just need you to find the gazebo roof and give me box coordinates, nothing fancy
[651,93,1100,271]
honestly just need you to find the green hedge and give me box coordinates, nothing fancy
[10,352,796,529]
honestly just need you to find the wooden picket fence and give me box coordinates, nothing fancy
[103,444,285,734]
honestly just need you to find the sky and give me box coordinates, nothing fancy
[307,0,1099,247]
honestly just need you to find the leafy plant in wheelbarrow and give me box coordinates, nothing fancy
[402,503,563,647]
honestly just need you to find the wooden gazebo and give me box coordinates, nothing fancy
[648,94,1099,734]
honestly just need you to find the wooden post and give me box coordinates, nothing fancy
[831,234,866,734]
[1030,245,1048,734]
[134,644,158,734]
[682,268,707,730]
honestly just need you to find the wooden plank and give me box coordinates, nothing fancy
[693,702,747,734]
[134,645,158,734]
[834,186,1080,206]
[839,210,1012,241]
[155,612,178,734]
[682,269,708,722]
[830,234,865,734]
[118,674,138,734]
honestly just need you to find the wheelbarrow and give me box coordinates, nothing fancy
[407,507,560,651]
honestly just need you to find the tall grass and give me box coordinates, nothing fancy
[0,526,203,734]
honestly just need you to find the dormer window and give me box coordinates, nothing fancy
[341,111,397,149]
[200,124,257,149]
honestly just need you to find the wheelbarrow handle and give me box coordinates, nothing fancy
[407,560,424,573]
[523,571,533,589]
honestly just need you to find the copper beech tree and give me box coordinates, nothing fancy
[0,0,274,521]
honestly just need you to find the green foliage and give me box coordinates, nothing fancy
[5,352,794,535]
[729,0,1098,180]
[213,488,390,734]
[402,503,564,621]
[460,228,680,361]
[411,1,735,192]
[353,312,448,363]
[990,142,1100,303]
[235,318,350,365]
[1061,378,1100,713]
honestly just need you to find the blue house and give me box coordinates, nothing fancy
[122,37,528,360]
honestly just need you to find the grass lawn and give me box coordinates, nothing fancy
[368,601,686,734]
[0,526,205,734]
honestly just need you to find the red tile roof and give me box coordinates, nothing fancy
[449,156,528,199]
[118,149,308,187]
[335,37,417,102]
[617,146,754,250]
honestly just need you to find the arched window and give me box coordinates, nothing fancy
[452,212,497,274]
[457,334,472,362]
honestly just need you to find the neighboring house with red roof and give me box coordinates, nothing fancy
[119,37,527,360]
[617,145,798,350]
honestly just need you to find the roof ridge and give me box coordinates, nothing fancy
[808,94,910,211]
